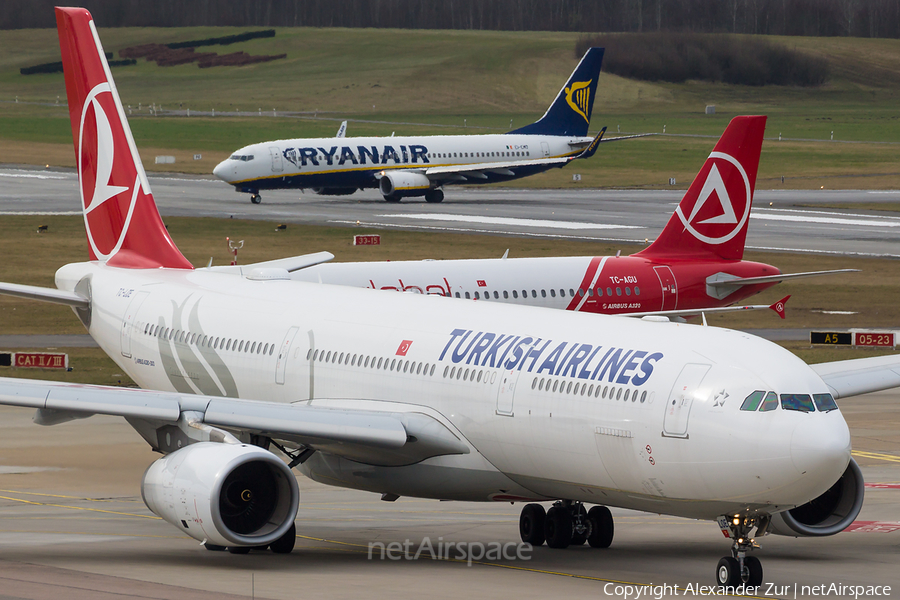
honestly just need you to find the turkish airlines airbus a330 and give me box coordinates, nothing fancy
[280,116,853,320]
[0,8,895,588]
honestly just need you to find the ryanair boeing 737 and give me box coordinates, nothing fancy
[213,48,609,203]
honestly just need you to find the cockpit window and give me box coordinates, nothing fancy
[229,154,255,161]
[781,394,815,413]
[740,390,765,411]
[759,391,779,412]
[813,393,839,412]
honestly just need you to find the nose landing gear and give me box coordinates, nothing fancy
[250,193,262,204]
[518,501,614,549]
[715,514,766,587]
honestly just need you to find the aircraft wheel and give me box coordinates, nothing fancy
[227,546,251,554]
[744,556,763,586]
[425,188,444,203]
[716,557,741,586]
[519,503,546,546]
[250,194,262,204]
[383,194,401,203]
[269,522,296,554]
[587,505,614,548]
[544,505,573,549]
[204,544,227,552]
[571,504,589,546]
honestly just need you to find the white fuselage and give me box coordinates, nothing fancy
[213,133,589,190]
[56,261,851,521]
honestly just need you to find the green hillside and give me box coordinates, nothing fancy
[1,27,899,188]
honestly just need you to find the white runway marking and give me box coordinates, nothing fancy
[751,209,900,227]
[0,171,69,180]
[379,213,644,230]
[0,211,81,216]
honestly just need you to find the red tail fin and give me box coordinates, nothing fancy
[635,116,766,262]
[56,7,192,269]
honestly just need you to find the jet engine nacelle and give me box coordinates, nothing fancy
[768,458,864,537]
[141,442,299,547]
[379,171,431,198]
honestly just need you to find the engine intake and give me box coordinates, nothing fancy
[142,442,299,547]
[769,458,864,537]
[379,171,431,198]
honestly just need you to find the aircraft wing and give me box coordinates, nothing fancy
[0,377,469,467]
[707,269,859,289]
[207,251,335,274]
[422,128,606,184]
[596,133,656,143]
[810,354,900,399]
[623,296,790,320]
[0,282,88,308]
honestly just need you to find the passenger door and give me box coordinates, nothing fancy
[653,265,678,311]
[120,291,150,358]
[269,146,283,173]
[662,363,710,438]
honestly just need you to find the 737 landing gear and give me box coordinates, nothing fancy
[715,515,766,587]
[250,193,262,204]
[518,501,614,549]
[424,188,444,203]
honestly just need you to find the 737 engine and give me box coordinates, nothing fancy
[379,171,431,198]
[141,442,299,548]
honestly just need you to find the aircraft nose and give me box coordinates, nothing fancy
[790,413,851,482]
[212,159,231,182]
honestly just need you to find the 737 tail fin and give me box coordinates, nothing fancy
[635,115,767,262]
[509,48,604,137]
[56,7,192,269]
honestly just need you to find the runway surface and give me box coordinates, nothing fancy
[0,389,898,600]
[3,165,900,257]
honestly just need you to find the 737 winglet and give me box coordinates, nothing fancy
[571,127,607,161]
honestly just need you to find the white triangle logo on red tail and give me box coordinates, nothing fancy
[687,164,737,225]
[675,151,751,246]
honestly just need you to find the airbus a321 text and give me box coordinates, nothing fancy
[277,116,854,321]
[0,8,894,588]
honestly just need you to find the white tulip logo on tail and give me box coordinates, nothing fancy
[78,82,140,262]
[675,151,751,246]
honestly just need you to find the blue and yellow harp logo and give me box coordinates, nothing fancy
[565,80,592,123]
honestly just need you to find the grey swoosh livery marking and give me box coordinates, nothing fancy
[189,301,238,397]
[154,296,238,397]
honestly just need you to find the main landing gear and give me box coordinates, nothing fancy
[519,501,614,549]
[424,188,444,203]
[250,193,262,204]
[715,515,765,587]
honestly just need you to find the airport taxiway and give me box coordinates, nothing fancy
[2,166,900,257]
[0,389,898,600]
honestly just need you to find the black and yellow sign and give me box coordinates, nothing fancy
[810,331,851,345]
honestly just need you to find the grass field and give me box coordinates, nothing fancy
[1,27,900,187]
[1,215,898,335]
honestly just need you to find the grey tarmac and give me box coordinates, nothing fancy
[0,387,898,600]
[2,165,900,257]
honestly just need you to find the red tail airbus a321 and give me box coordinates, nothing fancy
[283,116,853,321]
